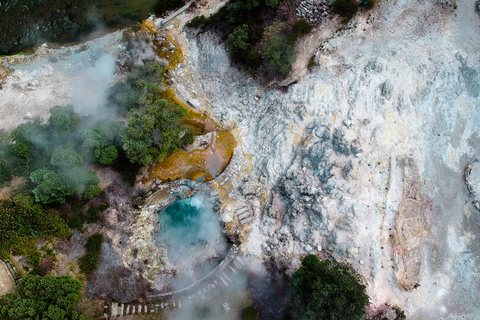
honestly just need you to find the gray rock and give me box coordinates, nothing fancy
[380,81,393,100]
[465,160,480,208]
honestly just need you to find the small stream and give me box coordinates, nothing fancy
[0,0,158,54]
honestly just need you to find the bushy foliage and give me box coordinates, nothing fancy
[107,62,165,115]
[86,204,109,224]
[262,37,295,74]
[290,255,369,320]
[0,274,83,320]
[227,24,250,53]
[333,0,358,19]
[363,0,375,10]
[78,234,103,274]
[294,19,313,36]
[121,99,188,166]
[0,197,71,259]
[153,0,186,15]
[241,305,259,320]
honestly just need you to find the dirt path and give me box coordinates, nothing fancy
[0,261,15,295]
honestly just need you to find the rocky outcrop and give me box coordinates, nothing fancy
[465,159,480,210]
[391,158,432,291]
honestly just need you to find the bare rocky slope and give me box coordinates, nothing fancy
[178,0,480,318]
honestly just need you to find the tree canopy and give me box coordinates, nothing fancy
[290,255,369,320]
[0,275,83,320]
[121,99,188,166]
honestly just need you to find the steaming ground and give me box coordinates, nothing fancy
[157,192,231,288]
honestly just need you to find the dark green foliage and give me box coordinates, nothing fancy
[262,37,295,74]
[121,99,188,166]
[153,0,186,15]
[107,62,165,115]
[0,197,71,259]
[30,169,75,204]
[290,255,369,320]
[227,24,250,53]
[333,0,358,19]
[0,274,82,320]
[241,305,259,320]
[307,54,317,69]
[86,204,109,224]
[186,15,208,29]
[34,209,72,240]
[48,105,82,137]
[0,199,33,255]
[78,234,103,274]
[0,133,25,183]
[294,19,313,36]
[113,149,142,185]
[81,121,122,165]
[182,131,195,145]
[363,0,375,10]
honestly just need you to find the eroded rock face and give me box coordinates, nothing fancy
[391,158,432,291]
[465,159,480,210]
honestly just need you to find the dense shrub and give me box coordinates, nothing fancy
[363,0,375,10]
[262,37,295,74]
[290,255,369,320]
[333,0,358,19]
[227,24,251,53]
[153,0,186,15]
[78,234,103,274]
[241,305,259,320]
[0,274,83,320]
[121,99,188,166]
[294,19,313,36]
[86,204,109,224]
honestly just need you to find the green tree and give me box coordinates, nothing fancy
[78,234,103,274]
[227,24,250,53]
[290,255,369,320]
[81,121,121,165]
[265,0,279,8]
[332,0,358,19]
[50,146,84,168]
[121,99,188,166]
[0,274,83,320]
[262,37,295,74]
[30,169,75,204]
[48,105,81,137]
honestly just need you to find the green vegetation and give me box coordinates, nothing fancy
[78,234,103,274]
[227,24,251,53]
[332,0,358,19]
[121,99,188,166]
[187,0,316,77]
[0,198,71,261]
[2,105,120,204]
[153,0,186,16]
[0,274,83,320]
[241,305,259,320]
[262,37,295,74]
[307,54,317,69]
[290,255,369,320]
[362,0,375,10]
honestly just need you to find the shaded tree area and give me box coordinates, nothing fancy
[187,0,314,77]
[0,274,83,320]
[290,255,369,320]
[4,105,119,204]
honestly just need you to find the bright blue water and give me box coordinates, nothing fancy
[157,193,224,265]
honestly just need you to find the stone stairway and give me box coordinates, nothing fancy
[236,207,253,225]
[106,251,248,318]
